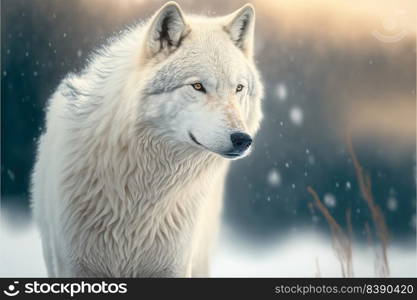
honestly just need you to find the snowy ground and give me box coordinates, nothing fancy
[1,219,415,277]
[212,226,416,277]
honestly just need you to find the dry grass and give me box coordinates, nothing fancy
[346,131,390,277]
[315,257,322,278]
[307,186,354,277]
[307,131,390,277]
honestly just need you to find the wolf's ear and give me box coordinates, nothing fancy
[224,4,255,57]
[145,2,189,58]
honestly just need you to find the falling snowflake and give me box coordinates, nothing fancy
[346,181,352,190]
[267,169,281,187]
[275,83,287,101]
[324,193,336,207]
[289,106,303,126]
[387,197,398,211]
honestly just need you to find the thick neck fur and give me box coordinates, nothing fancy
[56,28,227,275]
[60,109,225,275]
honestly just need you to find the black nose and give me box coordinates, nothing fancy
[230,132,252,152]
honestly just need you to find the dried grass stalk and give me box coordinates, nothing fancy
[307,186,353,277]
[346,130,390,277]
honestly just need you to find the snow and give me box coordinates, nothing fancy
[275,83,287,101]
[289,106,303,126]
[0,221,46,277]
[387,197,398,211]
[267,169,281,187]
[212,226,417,277]
[323,193,336,208]
[0,220,415,277]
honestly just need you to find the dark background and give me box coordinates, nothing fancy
[1,0,416,247]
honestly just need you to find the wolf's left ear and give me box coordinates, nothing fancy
[224,4,255,57]
[145,2,189,58]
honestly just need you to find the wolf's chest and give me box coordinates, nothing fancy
[65,192,198,276]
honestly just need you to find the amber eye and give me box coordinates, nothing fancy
[236,84,244,93]
[191,83,206,93]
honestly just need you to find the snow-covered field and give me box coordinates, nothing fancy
[212,226,416,277]
[1,219,415,277]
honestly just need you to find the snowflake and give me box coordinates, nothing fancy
[387,197,398,211]
[346,181,352,190]
[275,83,287,101]
[267,169,281,187]
[289,106,303,126]
[324,193,336,208]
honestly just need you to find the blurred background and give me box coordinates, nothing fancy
[1,0,416,277]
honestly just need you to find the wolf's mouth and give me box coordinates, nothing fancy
[188,132,247,160]
[223,153,241,158]
[189,132,202,146]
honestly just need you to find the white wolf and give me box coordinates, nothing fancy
[31,2,263,277]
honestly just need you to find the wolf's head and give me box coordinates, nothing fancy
[139,2,263,159]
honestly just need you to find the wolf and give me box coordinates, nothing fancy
[31,1,263,277]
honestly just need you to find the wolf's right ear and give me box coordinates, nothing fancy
[144,2,189,59]
[224,4,255,58]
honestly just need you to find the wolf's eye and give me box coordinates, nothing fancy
[191,83,206,93]
[236,84,244,93]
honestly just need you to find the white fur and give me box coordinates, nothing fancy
[31,2,263,277]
